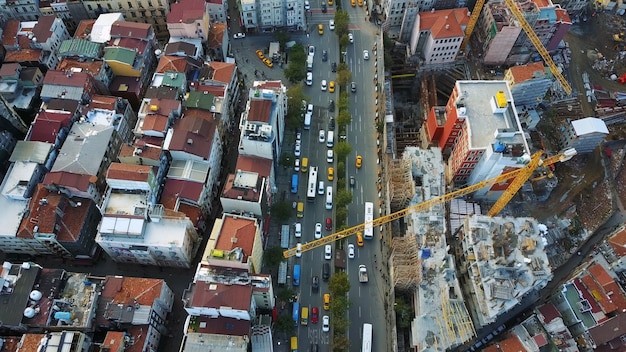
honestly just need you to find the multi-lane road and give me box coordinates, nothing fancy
[288,1,387,350]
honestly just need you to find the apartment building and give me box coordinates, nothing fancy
[426,80,530,200]
[237,0,305,31]
[411,8,469,65]
[559,117,608,154]
[81,0,170,39]
[166,0,210,42]
[221,156,273,217]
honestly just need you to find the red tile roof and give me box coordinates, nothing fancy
[0,62,20,77]
[208,23,226,49]
[43,70,90,87]
[248,99,272,123]
[113,37,148,55]
[419,8,469,39]
[107,163,153,182]
[209,61,235,84]
[169,111,216,158]
[177,202,204,228]
[189,281,252,310]
[167,0,206,23]
[43,171,95,192]
[255,81,282,89]
[19,334,47,352]
[56,58,104,78]
[88,95,119,110]
[221,173,262,202]
[29,111,73,143]
[101,276,164,305]
[574,278,603,314]
[102,331,126,352]
[508,62,546,83]
[589,313,626,346]
[74,20,96,39]
[608,228,626,257]
[5,48,42,63]
[589,264,613,286]
[537,303,561,324]
[17,184,94,242]
[119,141,163,161]
[2,20,19,47]
[235,155,272,178]
[161,178,204,204]
[143,114,169,133]
[498,334,528,352]
[581,274,617,314]
[215,215,257,262]
[145,98,181,116]
[156,55,189,73]
[193,84,226,97]
[588,264,626,313]
[191,315,250,336]
[110,21,152,39]
[125,325,148,352]
[32,16,56,42]
[533,334,548,347]
[555,8,571,23]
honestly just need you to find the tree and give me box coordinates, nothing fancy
[337,109,351,127]
[329,271,350,296]
[334,10,350,37]
[336,64,352,87]
[336,161,345,180]
[277,288,296,302]
[271,201,292,221]
[279,153,293,169]
[284,44,307,83]
[335,140,352,160]
[286,83,308,127]
[337,90,350,111]
[263,246,286,267]
[394,298,414,329]
[338,34,350,50]
[332,334,350,352]
[275,315,295,335]
[273,30,291,51]
[336,207,348,227]
[336,189,353,208]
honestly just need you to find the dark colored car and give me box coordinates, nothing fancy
[329,117,335,130]
[312,276,320,292]
[331,62,337,72]
[322,3,327,12]
[350,176,355,187]
[322,50,328,62]
[325,217,332,231]
[329,100,335,112]
[322,263,330,281]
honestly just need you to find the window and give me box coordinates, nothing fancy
[128,1,133,7]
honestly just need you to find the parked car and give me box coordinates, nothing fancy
[304,0,311,9]
[327,150,334,163]
[234,32,246,39]
[308,45,315,56]
[296,243,302,257]
[329,100,335,112]
[294,142,301,157]
[329,117,335,130]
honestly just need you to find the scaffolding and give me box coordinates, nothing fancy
[389,158,414,212]
[391,235,421,289]
[435,285,476,348]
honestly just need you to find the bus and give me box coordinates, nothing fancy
[364,202,374,239]
[362,323,372,352]
[291,174,299,194]
[293,264,301,286]
[293,302,300,327]
[307,167,318,202]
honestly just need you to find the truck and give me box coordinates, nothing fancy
[269,41,280,62]
[358,265,368,283]
[307,54,314,71]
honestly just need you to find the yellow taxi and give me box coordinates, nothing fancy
[355,155,362,168]
[318,24,324,35]
[329,81,335,93]
[327,167,334,181]
[328,0,333,5]
[351,0,356,6]
[256,49,264,59]
[323,293,331,310]
[356,232,364,247]
[262,57,274,68]
[357,0,363,6]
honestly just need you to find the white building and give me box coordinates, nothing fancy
[259,0,285,30]
[240,0,259,30]
[559,117,608,154]
[238,0,304,31]
[206,0,228,24]
[411,8,469,65]
[166,0,210,42]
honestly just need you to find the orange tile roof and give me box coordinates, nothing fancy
[101,276,164,306]
[190,281,252,309]
[5,49,42,63]
[499,334,529,352]
[508,62,546,83]
[255,81,282,89]
[56,58,104,77]
[125,325,149,352]
[74,20,96,39]
[107,163,153,182]
[43,70,91,87]
[88,94,119,110]
[589,264,613,286]
[215,215,257,261]
[2,20,19,47]
[531,0,550,8]
[110,21,152,39]
[43,171,94,192]
[102,331,126,352]
[119,141,163,161]
[419,8,469,39]
[193,84,226,97]
[581,274,617,314]
[235,155,272,177]
[156,55,189,73]
[248,99,272,123]
[209,61,236,84]
[169,110,216,157]
[555,8,571,23]
[208,23,226,48]
[143,114,169,132]
[608,228,626,257]
[18,333,47,352]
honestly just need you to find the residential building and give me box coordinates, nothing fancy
[118,139,166,166]
[559,117,608,154]
[166,0,210,42]
[221,156,273,217]
[83,95,139,142]
[0,62,44,112]
[164,39,205,61]
[285,0,305,30]
[17,331,92,351]
[40,70,99,104]
[30,16,72,70]
[104,20,158,85]
[56,38,113,93]
[96,163,200,268]
[193,61,240,130]
[240,0,259,30]
[96,276,174,350]
[457,215,552,327]
[426,80,530,199]
[206,0,228,24]
[135,97,182,138]
[535,303,579,351]
[207,22,228,61]
[162,107,223,216]
[383,0,419,39]
[557,0,588,18]
[180,333,248,352]
[155,54,202,77]
[204,213,265,273]
[2,20,62,70]
[259,0,284,30]
[80,1,170,40]
[411,8,469,65]
[0,0,40,21]
[27,99,80,150]
[238,81,287,165]
[0,142,52,256]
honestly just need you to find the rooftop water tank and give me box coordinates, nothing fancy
[29,290,42,301]
[24,307,36,318]
[54,311,72,321]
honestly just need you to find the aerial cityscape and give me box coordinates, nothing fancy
[0,0,624,350]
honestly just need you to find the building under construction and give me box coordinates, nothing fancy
[456,215,553,327]
[398,147,475,351]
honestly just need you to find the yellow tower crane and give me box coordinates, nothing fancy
[460,0,573,95]
[283,149,576,258]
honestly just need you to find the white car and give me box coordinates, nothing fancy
[307,103,314,114]
[348,244,355,259]
[318,181,325,195]
[294,158,300,171]
[295,223,302,238]
[324,244,332,260]
[233,32,246,39]
[304,0,310,10]
[296,131,302,142]
[294,142,301,157]
[327,150,334,163]
[348,33,354,43]
[296,243,302,257]
[329,19,335,30]
[363,50,369,60]
[322,316,330,332]
[321,80,327,91]
[319,129,326,143]
[315,223,322,239]
[308,45,315,56]
[306,72,313,86]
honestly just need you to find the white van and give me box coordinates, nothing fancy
[318,181,325,195]
[294,223,302,238]
[326,131,334,147]
[325,186,333,210]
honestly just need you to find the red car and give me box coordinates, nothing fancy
[311,307,319,324]
[325,218,332,231]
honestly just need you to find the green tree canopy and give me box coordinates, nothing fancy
[271,201,293,221]
[277,288,296,302]
[336,64,352,87]
[286,83,308,127]
[337,90,349,111]
[335,140,352,160]
[263,246,286,267]
[335,206,348,227]
[285,44,307,83]
[275,314,295,335]
[337,109,351,127]
[332,334,350,352]
[329,271,350,296]
[334,10,350,37]
[336,188,353,208]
